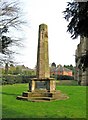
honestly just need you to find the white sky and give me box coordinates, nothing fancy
[14,0,80,68]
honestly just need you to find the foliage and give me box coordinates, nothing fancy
[64,1,88,71]
[56,75,74,80]
[1,75,36,85]
[63,1,88,39]
[2,75,22,85]
[51,62,56,68]
[2,65,36,76]
[1,64,36,84]
[1,84,86,118]
[63,64,75,75]
[1,36,12,54]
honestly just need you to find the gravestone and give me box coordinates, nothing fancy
[17,24,68,101]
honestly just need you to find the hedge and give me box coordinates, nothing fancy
[1,75,36,85]
[55,75,74,80]
[1,74,74,85]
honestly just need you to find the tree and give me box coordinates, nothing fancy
[51,62,56,68]
[63,1,88,70]
[63,1,88,39]
[64,64,75,75]
[0,0,25,66]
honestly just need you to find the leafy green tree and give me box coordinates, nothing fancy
[14,66,21,75]
[8,64,16,74]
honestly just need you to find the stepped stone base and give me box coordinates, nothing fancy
[16,90,69,102]
[16,78,69,102]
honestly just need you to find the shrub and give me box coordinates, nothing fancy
[22,75,36,83]
[1,75,37,85]
[2,75,18,85]
[56,75,74,80]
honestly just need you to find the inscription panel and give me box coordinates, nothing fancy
[35,81,46,89]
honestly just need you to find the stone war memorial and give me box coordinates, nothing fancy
[17,23,68,101]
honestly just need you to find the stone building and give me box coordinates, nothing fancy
[75,37,88,85]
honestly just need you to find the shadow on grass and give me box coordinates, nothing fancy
[0,92,20,96]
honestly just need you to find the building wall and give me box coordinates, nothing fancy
[50,68,72,76]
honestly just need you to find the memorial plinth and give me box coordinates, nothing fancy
[17,24,68,101]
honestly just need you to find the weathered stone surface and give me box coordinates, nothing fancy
[28,78,56,92]
[75,36,88,85]
[36,24,50,79]
[17,90,69,102]
[81,68,88,85]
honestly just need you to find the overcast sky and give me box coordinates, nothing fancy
[14,0,80,68]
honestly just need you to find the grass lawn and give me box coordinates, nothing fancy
[1,83,87,119]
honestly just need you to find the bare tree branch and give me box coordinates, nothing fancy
[0,0,26,65]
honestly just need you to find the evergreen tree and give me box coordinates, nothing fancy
[64,1,88,70]
[63,1,88,39]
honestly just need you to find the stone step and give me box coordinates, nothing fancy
[16,96,53,102]
[17,92,69,102]
[30,97,53,101]
[22,92,29,97]
[22,91,53,97]
[16,96,28,101]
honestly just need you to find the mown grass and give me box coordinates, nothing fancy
[1,83,87,119]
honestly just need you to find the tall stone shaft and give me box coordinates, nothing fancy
[36,24,50,79]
